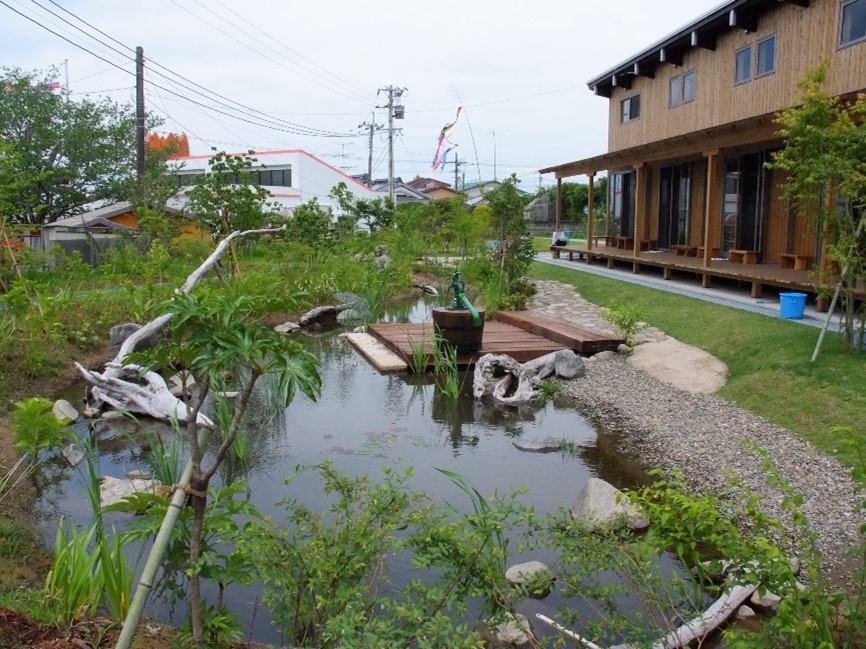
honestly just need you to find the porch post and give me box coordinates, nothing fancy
[632,163,646,270]
[555,177,562,233]
[587,172,595,252]
[703,149,722,275]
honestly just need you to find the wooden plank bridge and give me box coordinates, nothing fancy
[363,311,623,371]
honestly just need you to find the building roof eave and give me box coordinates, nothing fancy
[540,112,782,178]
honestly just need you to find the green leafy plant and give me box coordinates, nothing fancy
[601,301,647,348]
[534,379,562,408]
[1,397,70,506]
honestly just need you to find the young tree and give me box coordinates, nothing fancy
[285,198,332,248]
[485,175,534,288]
[185,150,274,273]
[329,181,394,232]
[770,64,866,351]
[0,67,145,224]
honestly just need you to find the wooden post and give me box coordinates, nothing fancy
[587,172,595,252]
[817,187,834,312]
[632,163,646,266]
[702,149,721,276]
[555,177,562,233]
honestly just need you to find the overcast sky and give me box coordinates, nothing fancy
[1,0,725,189]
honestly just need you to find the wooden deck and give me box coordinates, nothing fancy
[367,321,567,369]
[495,311,624,353]
[552,245,831,301]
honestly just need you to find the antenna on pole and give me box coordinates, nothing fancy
[377,85,407,204]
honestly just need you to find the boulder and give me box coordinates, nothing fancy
[592,350,617,362]
[99,475,158,507]
[109,323,159,351]
[61,443,85,468]
[570,477,649,532]
[505,560,554,598]
[736,604,757,620]
[485,613,535,648]
[750,589,782,613]
[101,410,125,420]
[512,439,562,453]
[274,322,300,335]
[554,349,585,379]
[52,399,79,423]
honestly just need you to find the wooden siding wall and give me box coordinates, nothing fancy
[608,0,866,152]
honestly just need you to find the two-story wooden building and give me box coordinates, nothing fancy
[542,0,866,298]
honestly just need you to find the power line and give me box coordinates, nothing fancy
[204,0,377,105]
[10,0,362,138]
[169,0,373,106]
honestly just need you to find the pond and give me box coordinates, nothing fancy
[38,296,691,646]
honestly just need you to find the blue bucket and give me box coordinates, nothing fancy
[780,292,807,319]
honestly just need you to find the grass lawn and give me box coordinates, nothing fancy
[530,262,866,467]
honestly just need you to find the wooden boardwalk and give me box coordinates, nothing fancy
[552,245,817,298]
[495,311,624,353]
[367,321,566,369]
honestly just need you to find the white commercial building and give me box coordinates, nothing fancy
[167,149,378,220]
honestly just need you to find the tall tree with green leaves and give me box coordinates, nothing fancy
[0,67,146,224]
[770,64,866,351]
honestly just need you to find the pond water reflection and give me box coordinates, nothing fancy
[40,296,664,646]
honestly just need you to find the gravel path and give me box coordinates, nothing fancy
[529,279,864,580]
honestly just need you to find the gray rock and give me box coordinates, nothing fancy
[99,475,158,507]
[512,438,563,453]
[213,391,239,399]
[101,410,125,420]
[374,254,391,270]
[617,343,633,356]
[554,349,585,379]
[126,469,152,479]
[736,604,757,620]
[109,323,158,350]
[274,322,300,335]
[592,350,617,361]
[486,613,534,648]
[61,443,85,468]
[337,308,363,324]
[750,589,782,613]
[83,406,101,419]
[52,399,79,423]
[505,561,554,598]
[570,477,649,532]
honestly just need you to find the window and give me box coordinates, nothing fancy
[840,0,866,47]
[735,45,752,84]
[669,76,681,107]
[682,70,696,103]
[756,35,776,77]
[621,94,640,123]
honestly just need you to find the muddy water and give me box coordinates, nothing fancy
[38,297,685,646]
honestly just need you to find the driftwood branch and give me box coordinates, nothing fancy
[611,584,758,649]
[473,352,557,404]
[76,227,284,425]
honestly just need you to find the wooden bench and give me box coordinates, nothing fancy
[640,239,658,251]
[729,249,759,264]
[697,246,721,258]
[672,244,697,256]
[779,253,813,270]
[615,236,634,250]
[550,245,583,261]
[495,310,624,354]
[590,235,612,247]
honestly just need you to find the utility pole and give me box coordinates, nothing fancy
[377,86,406,204]
[490,129,497,182]
[135,46,146,194]
[450,155,465,192]
[358,112,383,187]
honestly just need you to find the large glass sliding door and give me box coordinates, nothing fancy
[611,170,635,237]
[722,151,770,256]
[658,163,691,248]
